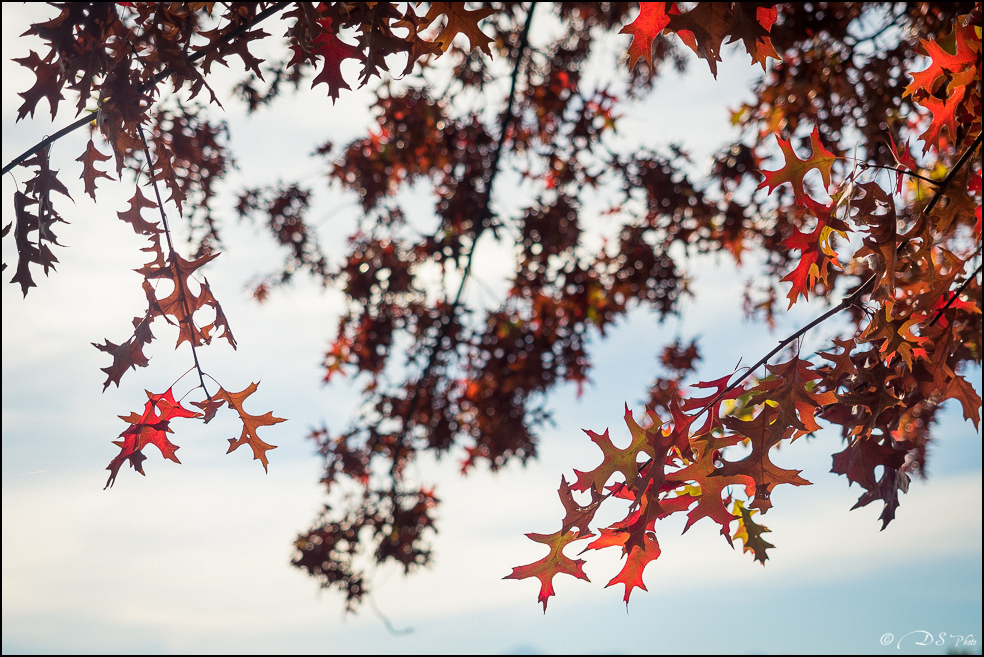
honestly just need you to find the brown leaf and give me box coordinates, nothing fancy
[213,383,284,471]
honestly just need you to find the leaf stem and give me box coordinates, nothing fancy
[137,123,210,400]
[855,161,938,186]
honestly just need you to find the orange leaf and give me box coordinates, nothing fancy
[212,382,284,471]
[505,529,591,612]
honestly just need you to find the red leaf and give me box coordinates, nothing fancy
[605,534,661,605]
[620,2,671,69]
[105,388,202,488]
[305,18,360,102]
[917,85,965,153]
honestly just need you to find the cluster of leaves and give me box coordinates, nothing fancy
[5,3,287,486]
[509,4,982,609]
[4,2,981,612]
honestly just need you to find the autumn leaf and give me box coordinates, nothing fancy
[92,317,154,391]
[605,534,662,605]
[666,432,753,536]
[12,50,62,121]
[76,139,115,200]
[754,356,838,436]
[212,382,284,471]
[904,24,980,98]
[571,406,660,494]
[666,2,735,78]
[117,186,161,236]
[105,387,203,488]
[917,86,965,153]
[303,18,360,102]
[504,529,591,612]
[732,500,774,565]
[757,127,837,206]
[736,5,781,69]
[422,2,495,56]
[718,408,812,512]
[10,192,43,297]
[940,373,983,430]
[620,2,671,69]
[144,251,221,348]
[558,475,604,535]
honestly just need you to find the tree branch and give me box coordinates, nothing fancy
[400,3,536,425]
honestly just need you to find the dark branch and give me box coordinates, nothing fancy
[398,3,537,437]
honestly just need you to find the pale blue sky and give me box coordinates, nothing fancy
[3,4,981,654]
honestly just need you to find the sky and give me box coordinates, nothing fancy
[2,4,982,655]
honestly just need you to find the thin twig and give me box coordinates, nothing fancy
[923,133,982,216]
[136,124,210,399]
[856,161,938,186]
[928,260,983,327]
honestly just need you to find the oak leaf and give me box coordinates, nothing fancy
[718,408,811,512]
[117,186,161,236]
[505,529,591,612]
[303,18,360,102]
[92,316,154,391]
[105,387,203,488]
[732,500,774,565]
[422,2,495,56]
[212,382,284,471]
[666,432,753,535]
[12,50,62,121]
[757,127,837,206]
[558,475,604,535]
[144,251,221,348]
[620,2,671,69]
[605,534,661,605]
[904,24,980,98]
[571,407,660,494]
[76,139,115,201]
